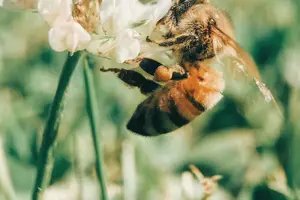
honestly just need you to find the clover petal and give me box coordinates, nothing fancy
[38,0,72,26]
[48,20,91,53]
[114,29,140,63]
[85,0,171,63]
[48,26,69,52]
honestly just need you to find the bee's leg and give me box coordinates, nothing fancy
[153,65,188,82]
[146,34,195,47]
[139,58,162,75]
[139,58,188,82]
[125,57,187,80]
[100,68,161,95]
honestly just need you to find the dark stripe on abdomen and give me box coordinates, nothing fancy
[152,105,179,134]
[168,99,190,127]
[185,93,206,112]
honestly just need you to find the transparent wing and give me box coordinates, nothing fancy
[211,25,282,116]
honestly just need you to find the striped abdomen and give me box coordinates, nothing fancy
[127,68,224,136]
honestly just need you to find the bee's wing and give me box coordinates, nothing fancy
[211,25,282,116]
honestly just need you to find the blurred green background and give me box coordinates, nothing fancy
[0,0,300,199]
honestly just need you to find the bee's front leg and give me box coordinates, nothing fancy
[146,34,196,47]
[145,36,176,47]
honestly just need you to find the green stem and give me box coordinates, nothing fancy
[32,52,82,200]
[83,57,108,200]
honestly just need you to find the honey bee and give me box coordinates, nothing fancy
[100,0,279,136]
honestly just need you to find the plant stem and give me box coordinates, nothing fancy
[32,52,82,200]
[83,57,108,200]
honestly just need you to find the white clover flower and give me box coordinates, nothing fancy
[48,20,91,53]
[38,0,91,54]
[115,29,141,63]
[87,0,172,63]
[2,0,172,62]
[38,0,72,27]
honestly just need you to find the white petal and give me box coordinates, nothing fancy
[139,0,172,35]
[48,20,91,53]
[38,0,60,24]
[99,0,172,35]
[38,0,72,26]
[48,27,68,52]
[87,37,117,57]
[99,0,114,23]
[112,2,132,32]
[152,0,172,22]
[128,0,160,23]
[72,22,92,50]
[94,0,171,63]
[66,32,79,54]
[115,29,140,63]
[100,0,132,34]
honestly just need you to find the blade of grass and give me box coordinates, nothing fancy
[32,52,82,200]
[83,56,108,200]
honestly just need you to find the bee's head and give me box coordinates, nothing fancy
[156,0,236,62]
[176,2,235,61]
[188,2,234,39]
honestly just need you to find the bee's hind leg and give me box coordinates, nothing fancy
[100,68,161,95]
[139,58,188,82]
